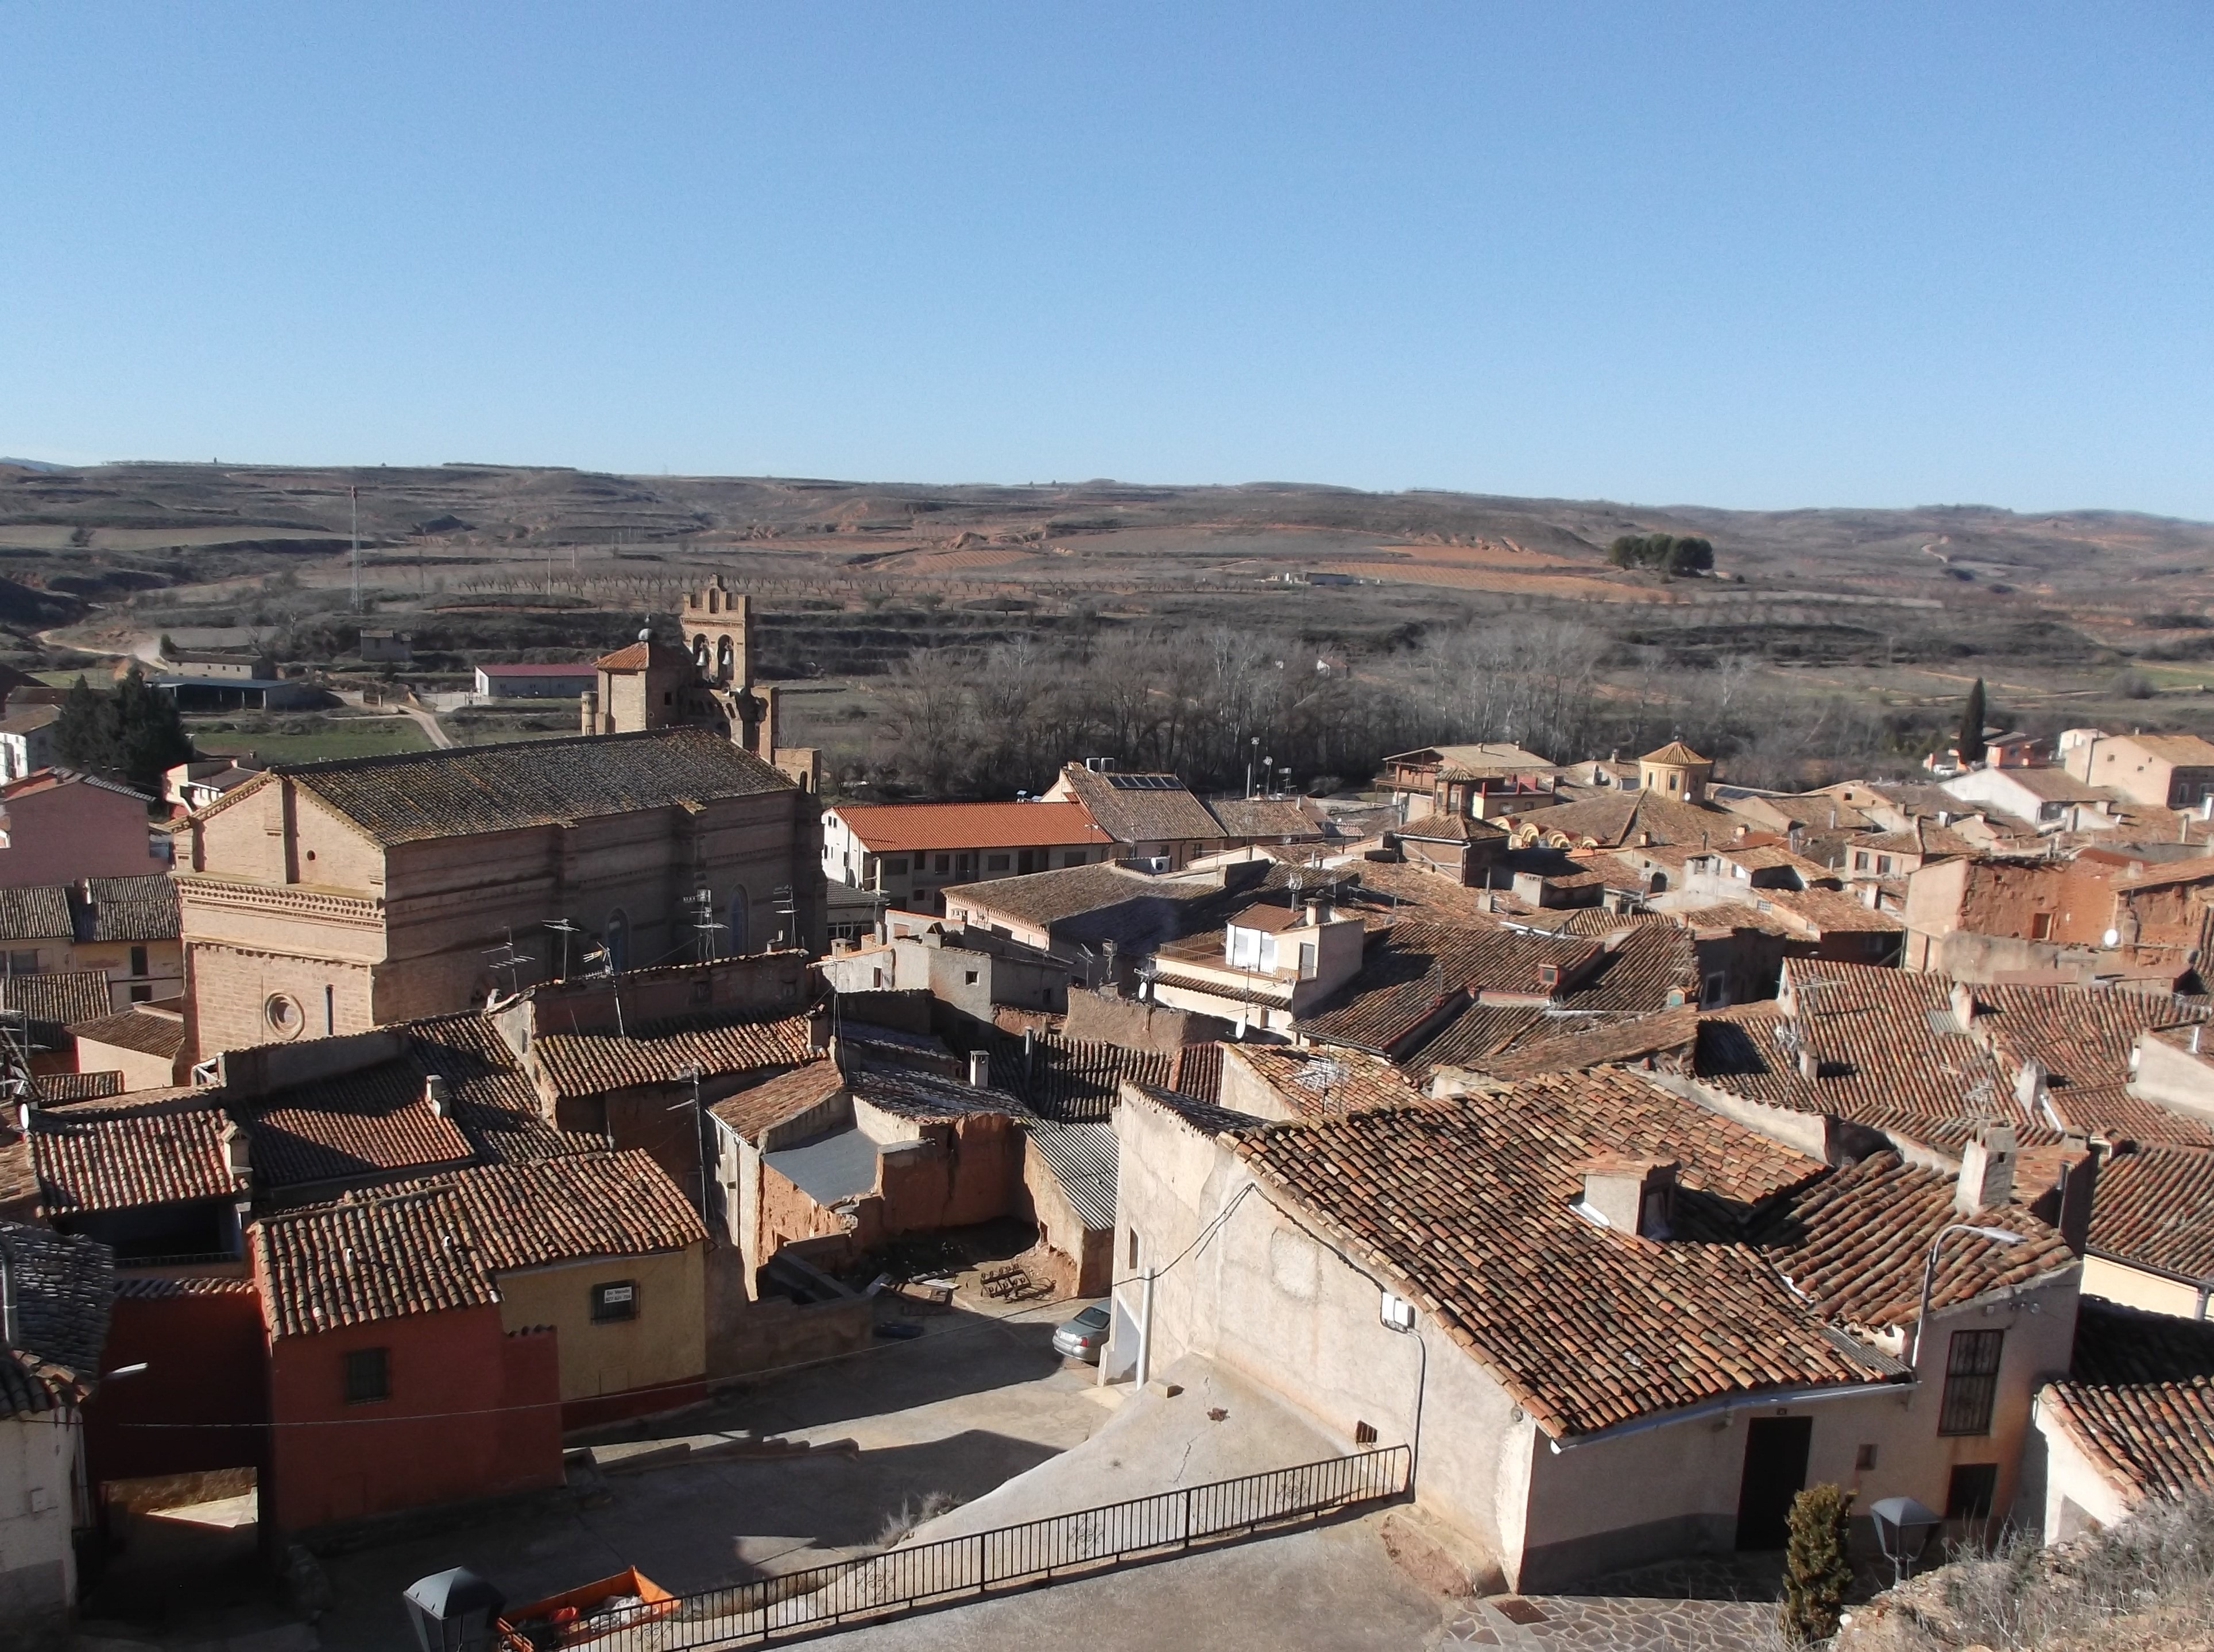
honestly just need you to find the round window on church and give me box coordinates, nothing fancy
[264,993,305,1040]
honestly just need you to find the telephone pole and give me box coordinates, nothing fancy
[350,485,361,612]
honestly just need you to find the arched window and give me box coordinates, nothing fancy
[726,887,750,955]
[603,909,629,973]
[691,634,710,673]
[717,635,735,684]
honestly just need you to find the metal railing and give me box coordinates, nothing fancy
[498,1444,1410,1651]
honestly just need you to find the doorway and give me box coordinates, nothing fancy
[1735,1416,1813,1549]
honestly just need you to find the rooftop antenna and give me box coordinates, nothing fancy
[482,928,536,1000]
[688,886,719,964]
[350,484,361,612]
[544,918,582,980]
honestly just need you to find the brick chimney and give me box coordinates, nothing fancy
[1577,1157,1679,1239]
[219,1118,253,1190]
[1955,1123,2016,1215]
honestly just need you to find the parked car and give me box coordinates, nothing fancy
[1052,1302,1110,1363]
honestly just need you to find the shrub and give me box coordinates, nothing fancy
[1782,1483,1853,1644]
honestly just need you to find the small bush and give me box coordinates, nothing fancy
[1782,1483,1854,1644]
[873,1490,959,1549]
[2112,669,2158,700]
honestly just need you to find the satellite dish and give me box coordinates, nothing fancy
[2102,928,2122,949]
[637,627,653,642]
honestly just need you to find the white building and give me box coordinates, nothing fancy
[0,1223,114,1641]
[0,707,59,786]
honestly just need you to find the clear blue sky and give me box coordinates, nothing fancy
[5,3,2210,517]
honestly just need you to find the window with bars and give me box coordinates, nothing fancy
[343,1347,389,1405]
[1939,1328,2005,1436]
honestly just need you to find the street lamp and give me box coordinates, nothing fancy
[1247,736,1260,800]
[1909,1223,2023,1366]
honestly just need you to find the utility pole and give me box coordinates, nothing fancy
[350,485,361,612]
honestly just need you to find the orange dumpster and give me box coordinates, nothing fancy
[496,1568,676,1650]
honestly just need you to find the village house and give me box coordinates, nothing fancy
[471,661,599,700]
[0,876,181,1019]
[1142,892,1368,1040]
[1902,851,2214,980]
[2058,729,2214,810]
[1375,743,1558,821]
[816,925,1070,1023]
[1942,762,2116,835]
[171,727,823,1057]
[941,856,1303,976]
[820,800,1113,914]
[0,1222,112,1642]
[2076,1146,2214,1322]
[1043,761,1229,870]
[2033,1300,2214,1537]
[0,705,59,785]
[0,772,165,890]
[1108,1069,2078,1589]
[163,758,267,816]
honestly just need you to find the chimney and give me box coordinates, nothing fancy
[2056,1146,2100,1255]
[2013,1057,2046,1113]
[1797,1046,1822,1081]
[424,1074,453,1118]
[1949,981,1978,1031]
[806,1006,833,1053]
[1577,1158,1679,1239]
[1305,898,1331,927]
[967,1049,990,1088]
[219,1118,253,1188]
[1955,1123,2017,1215]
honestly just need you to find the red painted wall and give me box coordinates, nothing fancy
[84,1282,269,1486]
[264,1312,562,1534]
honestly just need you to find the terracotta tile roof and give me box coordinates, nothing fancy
[1481,1003,1707,1080]
[1124,1079,1266,1135]
[249,728,793,847]
[1656,902,1795,935]
[1229,1081,1887,1439]
[830,801,1111,854]
[30,1099,237,1214]
[945,861,1218,936]
[2041,1378,2214,1504]
[847,1063,1032,1122]
[1342,860,1514,929]
[709,1062,847,1143]
[3,970,116,1042]
[34,1071,123,1104]
[405,1012,604,1168]
[591,638,692,673]
[1225,1044,1428,1120]
[983,1033,1171,1123]
[0,1222,114,1417]
[254,1187,497,1340]
[1206,798,1329,840]
[68,1006,185,1061]
[238,1060,476,1190]
[393,1150,706,1272]
[1970,984,2211,1146]
[2113,855,2214,892]
[1761,886,1903,934]
[0,885,73,943]
[2070,1297,2214,1386]
[531,1008,816,1098]
[1691,963,2045,1156]
[1401,1002,1547,1072]
[1395,813,1509,845]
[2041,1081,2214,1150]
[1507,791,1737,852]
[78,874,180,943]
[1053,765,1228,846]
[1751,1149,2077,1335]
[2085,1146,2214,1282]
[1170,1042,1224,1104]
[2112,733,2214,765]
[1643,742,1710,766]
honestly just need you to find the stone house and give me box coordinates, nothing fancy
[1109,1070,2080,1589]
[172,728,823,1057]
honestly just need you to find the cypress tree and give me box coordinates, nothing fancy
[1959,677,1987,764]
[1780,1483,1855,1645]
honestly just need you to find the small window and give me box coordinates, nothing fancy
[130,945,149,977]
[964,970,979,986]
[2030,911,2053,941]
[6,950,36,975]
[935,854,951,874]
[1063,851,1089,867]
[885,857,909,877]
[1353,1420,1378,1446]
[1940,1328,2005,1436]
[1856,1443,1878,1471]
[1853,852,1871,871]
[591,1280,638,1323]
[1876,856,1893,875]
[1127,1230,1140,1269]
[129,983,153,1003]
[985,854,1010,872]
[1946,1462,1999,1521]
[343,1347,389,1405]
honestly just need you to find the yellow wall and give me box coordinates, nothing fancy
[493,1246,707,1403]
[2082,1255,2209,1320]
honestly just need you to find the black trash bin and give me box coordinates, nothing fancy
[402,1568,507,1652]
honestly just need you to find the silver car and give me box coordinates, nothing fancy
[1052,1303,1110,1363]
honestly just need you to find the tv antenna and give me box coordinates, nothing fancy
[544,918,583,980]
[482,929,536,999]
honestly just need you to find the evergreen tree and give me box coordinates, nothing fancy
[1960,677,1988,763]
[49,668,193,796]
[1780,1483,1855,1645]
[51,674,119,775]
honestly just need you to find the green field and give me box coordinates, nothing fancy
[190,716,431,762]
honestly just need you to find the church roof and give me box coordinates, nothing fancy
[1642,742,1711,767]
